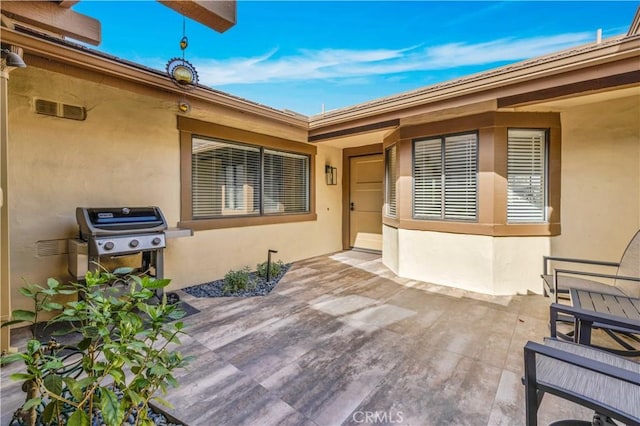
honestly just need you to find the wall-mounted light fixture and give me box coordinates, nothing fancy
[325,165,337,185]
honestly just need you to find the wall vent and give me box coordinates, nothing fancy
[35,99,58,117]
[36,239,69,257]
[62,104,86,121]
[34,98,86,121]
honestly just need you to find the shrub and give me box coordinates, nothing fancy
[0,270,191,426]
[222,267,254,294]
[256,260,284,280]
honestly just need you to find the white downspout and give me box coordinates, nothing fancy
[0,65,12,353]
[0,47,25,353]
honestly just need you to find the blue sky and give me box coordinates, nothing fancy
[73,1,638,116]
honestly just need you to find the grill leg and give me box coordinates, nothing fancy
[142,249,164,302]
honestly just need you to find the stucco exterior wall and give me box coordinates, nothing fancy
[382,224,398,274]
[7,66,342,313]
[390,230,549,295]
[382,94,639,296]
[551,95,640,262]
[397,230,494,294]
[492,236,550,295]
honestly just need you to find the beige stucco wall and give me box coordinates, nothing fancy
[7,66,343,314]
[398,230,494,293]
[382,224,398,274]
[551,95,640,263]
[492,236,550,295]
[390,230,549,295]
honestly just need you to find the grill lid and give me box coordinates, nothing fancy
[76,206,167,239]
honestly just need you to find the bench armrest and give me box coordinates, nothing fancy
[524,340,640,386]
[543,256,619,275]
[552,269,640,298]
[550,303,640,336]
[523,339,640,425]
[554,269,640,282]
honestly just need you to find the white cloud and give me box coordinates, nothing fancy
[186,32,594,86]
[424,33,592,68]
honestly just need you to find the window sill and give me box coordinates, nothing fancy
[395,218,560,237]
[179,212,318,231]
[382,216,400,228]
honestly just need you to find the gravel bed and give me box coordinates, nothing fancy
[87,389,183,426]
[90,407,180,426]
[183,264,290,298]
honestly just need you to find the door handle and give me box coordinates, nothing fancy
[350,202,355,211]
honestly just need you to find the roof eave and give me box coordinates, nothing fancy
[308,35,640,130]
[627,6,640,36]
[0,26,310,130]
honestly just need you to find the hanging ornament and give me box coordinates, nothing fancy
[166,58,199,88]
[178,96,191,113]
[167,14,198,99]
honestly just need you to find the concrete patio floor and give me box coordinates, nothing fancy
[1,251,596,425]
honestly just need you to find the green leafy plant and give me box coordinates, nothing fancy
[0,270,192,426]
[222,267,254,294]
[256,260,284,281]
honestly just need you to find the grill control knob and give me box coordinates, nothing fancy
[129,239,139,248]
[104,241,115,251]
[152,237,162,246]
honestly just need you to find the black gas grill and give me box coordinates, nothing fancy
[70,206,168,280]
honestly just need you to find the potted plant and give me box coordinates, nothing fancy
[1,270,191,426]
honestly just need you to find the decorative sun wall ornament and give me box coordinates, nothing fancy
[166,57,199,88]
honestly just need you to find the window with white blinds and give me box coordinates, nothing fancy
[414,138,442,218]
[507,129,547,223]
[385,145,397,217]
[414,133,477,221]
[264,149,309,214]
[191,136,309,219]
